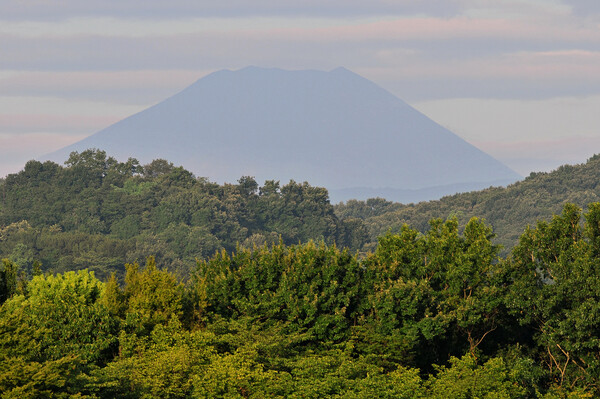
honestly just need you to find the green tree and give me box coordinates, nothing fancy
[123,256,183,334]
[362,217,508,369]
[0,258,18,304]
[507,203,600,392]
[0,355,92,398]
[0,270,118,364]
[196,241,365,342]
[426,355,527,398]
[91,322,215,399]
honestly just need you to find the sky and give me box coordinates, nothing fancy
[1,0,600,177]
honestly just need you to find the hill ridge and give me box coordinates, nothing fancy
[334,154,600,251]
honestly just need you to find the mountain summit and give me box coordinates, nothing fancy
[45,67,520,202]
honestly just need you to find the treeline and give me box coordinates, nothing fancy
[336,154,600,252]
[1,203,600,397]
[0,150,367,280]
[6,149,600,281]
[5,150,600,281]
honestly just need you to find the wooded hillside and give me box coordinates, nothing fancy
[2,151,600,396]
[0,150,367,279]
[336,154,600,252]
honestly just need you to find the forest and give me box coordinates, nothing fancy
[0,150,368,280]
[336,154,600,253]
[1,150,600,397]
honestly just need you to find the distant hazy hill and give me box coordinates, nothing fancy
[45,66,520,202]
[335,154,600,251]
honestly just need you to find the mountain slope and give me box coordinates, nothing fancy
[45,66,520,201]
[335,154,600,251]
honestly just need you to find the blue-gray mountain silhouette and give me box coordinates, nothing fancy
[45,66,520,202]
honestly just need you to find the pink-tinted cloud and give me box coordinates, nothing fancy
[0,70,211,103]
[0,132,89,176]
[0,1,460,20]
[0,132,87,151]
[249,16,600,43]
[0,114,121,133]
[358,49,600,82]
[1,22,598,88]
[0,70,208,92]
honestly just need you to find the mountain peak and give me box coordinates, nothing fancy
[330,66,353,74]
[44,67,520,202]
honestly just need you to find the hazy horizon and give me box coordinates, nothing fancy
[1,1,600,178]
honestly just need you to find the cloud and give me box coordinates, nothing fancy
[0,96,142,117]
[5,14,598,42]
[459,0,572,18]
[1,0,599,178]
[0,95,142,133]
[0,70,210,104]
[565,0,600,16]
[401,50,600,81]
[0,132,87,151]
[2,0,589,22]
[0,132,88,177]
[471,136,600,175]
[0,16,367,38]
[0,114,121,134]
[413,95,600,143]
[0,1,461,20]
[278,16,600,43]
[411,94,600,174]
[1,15,599,101]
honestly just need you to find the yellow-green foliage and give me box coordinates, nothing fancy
[0,270,118,364]
[426,355,526,398]
[3,203,600,397]
[123,256,183,333]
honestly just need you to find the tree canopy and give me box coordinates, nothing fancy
[1,202,600,397]
[3,151,600,396]
[0,150,368,280]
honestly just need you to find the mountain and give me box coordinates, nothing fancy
[44,66,520,202]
